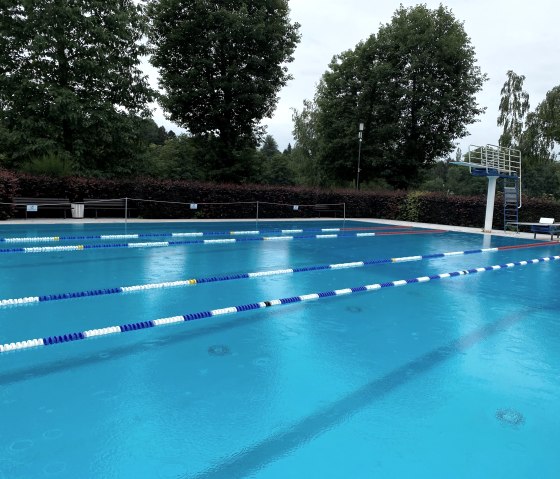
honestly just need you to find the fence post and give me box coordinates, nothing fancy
[256,201,259,223]
[125,197,128,225]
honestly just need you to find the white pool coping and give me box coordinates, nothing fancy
[0,216,551,242]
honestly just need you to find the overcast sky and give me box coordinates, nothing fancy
[150,0,559,155]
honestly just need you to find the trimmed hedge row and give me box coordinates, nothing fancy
[2,170,560,229]
[0,170,18,220]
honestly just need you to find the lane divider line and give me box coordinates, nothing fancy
[0,225,411,244]
[0,230,445,255]
[1,255,558,353]
[1,240,557,308]
[0,244,507,307]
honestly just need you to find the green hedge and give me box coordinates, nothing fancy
[2,170,560,228]
[0,170,18,220]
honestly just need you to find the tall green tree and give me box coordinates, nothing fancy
[497,70,530,148]
[140,133,201,179]
[258,134,293,185]
[0,0,155,171]
[517,86,560,162]
[294,4,486,189]
[518,87,560,198]
[291,99,325,186]
[529,86,560,156]
[260,135,280,159]
[147,0,300,182]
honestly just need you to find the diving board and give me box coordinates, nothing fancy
[451,145,521,232]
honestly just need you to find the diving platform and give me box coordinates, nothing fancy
[450,144,521,179]
[451,161,519,179]
[451,145,521,233]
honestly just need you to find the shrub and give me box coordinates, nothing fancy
[2,171,560,227]
[20,152,75,177]
[0,169,19,219]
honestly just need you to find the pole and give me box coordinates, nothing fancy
[356,123,364,190]
[125,197,128,225]
[483,176,497,232]
[256,201,259,223]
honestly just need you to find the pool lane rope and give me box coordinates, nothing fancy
[1,254,559,353]
[0,240,557,308]
[0,229,444,255]
[0,225,410,244]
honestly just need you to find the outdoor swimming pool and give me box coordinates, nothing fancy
[0,219,559,478]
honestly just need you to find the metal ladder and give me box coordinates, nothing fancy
[503,179,520,231]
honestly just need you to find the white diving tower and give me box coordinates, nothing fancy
[452,145,522,233]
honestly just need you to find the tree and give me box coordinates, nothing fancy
[291,99,325,186]
[147,0,300,182]
[493,74,560,196]
[418,161,487,196]
[497,71,530,148]
[260,135,280,159]
[516,86,560,163]
[522,160,560,198]
[139,119,172,146]
[0,0,155,172]
[295,5,486,189]
[257,134,293,185]
[529,86,560,157]
[140,134,201,179]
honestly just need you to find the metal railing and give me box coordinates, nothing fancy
[1,197,347,223]
[467,144,522,178]
[468,144,522,209]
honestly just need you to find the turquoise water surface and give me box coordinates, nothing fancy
[0,220,559,478]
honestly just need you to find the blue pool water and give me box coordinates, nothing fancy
[0,220,559,478]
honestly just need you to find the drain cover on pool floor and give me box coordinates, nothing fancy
[208,345,231,356]
[496,408,524,426]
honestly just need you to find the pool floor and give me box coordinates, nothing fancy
[0,220,559,478]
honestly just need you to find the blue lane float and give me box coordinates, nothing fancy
[0,245,501,307]
[0,229,444,255]
[0,226,408,244]
[1,255,558,353]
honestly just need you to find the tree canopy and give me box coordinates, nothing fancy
[293,4,487,189]
[523,86,560,161]
[497,70,530,149]
[147,0,300,181]
[0,0,156,172]
[496,71,560,164]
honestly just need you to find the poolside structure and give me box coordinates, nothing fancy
[452,144,521,232]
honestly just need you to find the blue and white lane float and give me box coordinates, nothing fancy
[0,229,444,255]
[0,240,557,308]
[0,225,409,244]
[1,255,559,353]
[0,244,505,307]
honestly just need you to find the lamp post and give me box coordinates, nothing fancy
[356,122,364,190]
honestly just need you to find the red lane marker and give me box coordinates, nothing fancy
[498,240,559,250]
[341,225,413,231]
[376,229,447,236]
